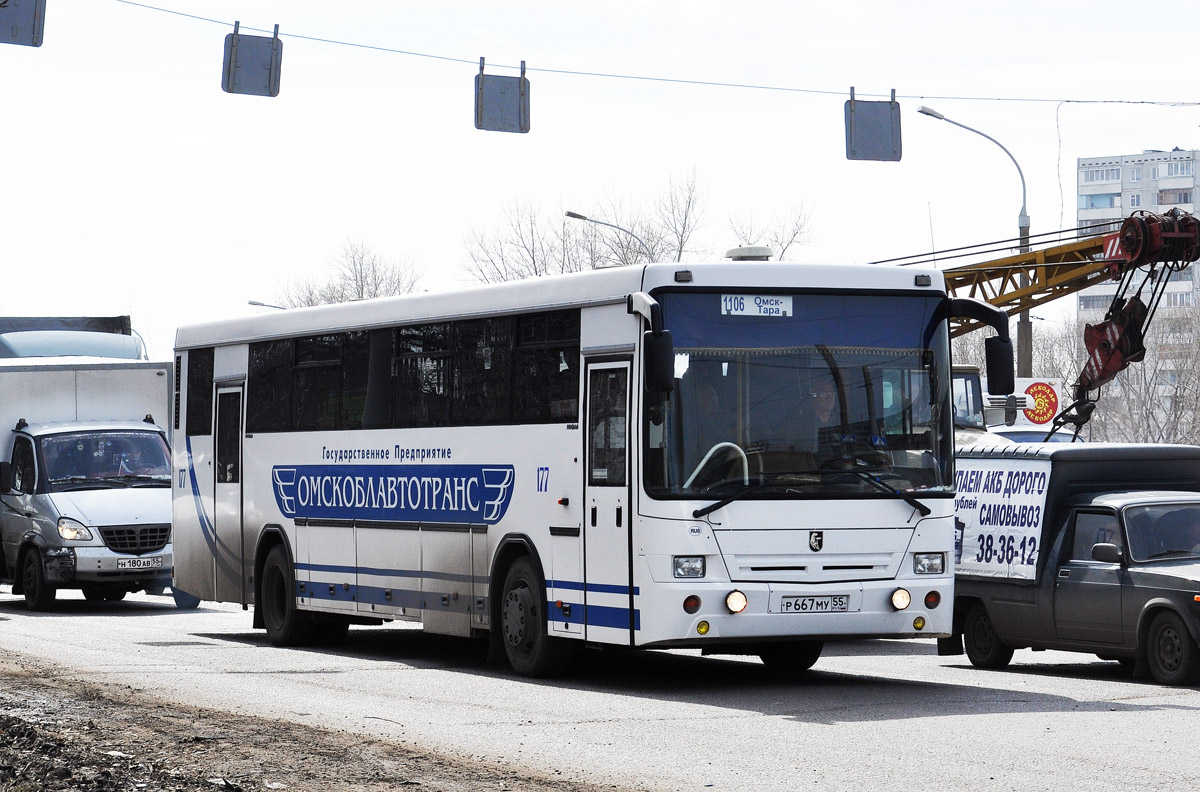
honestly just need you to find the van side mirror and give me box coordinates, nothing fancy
[643,330,675,394]
[0,462,12,494]
[1091,543,1124,564]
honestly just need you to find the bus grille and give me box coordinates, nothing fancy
[98,524,171,554]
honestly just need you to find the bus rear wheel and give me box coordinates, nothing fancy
[500,557,570,677]
[260,545,314,647]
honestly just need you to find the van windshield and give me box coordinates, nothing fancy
[39,431,171,490]
[645,291,952,498]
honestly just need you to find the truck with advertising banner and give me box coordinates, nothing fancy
[0,317,181,610]
[943,441,1200,684]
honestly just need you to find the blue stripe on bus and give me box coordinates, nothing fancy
[298,574,640,630]
[547,579,640,596]
[295,562,481,585]
[548,601,640,631]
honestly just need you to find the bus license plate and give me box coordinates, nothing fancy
[780,595,849,613]
[117,556,163,570]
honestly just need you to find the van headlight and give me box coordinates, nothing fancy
[913,553,945,575]
[57,517,93,541]
[673,556,706,578]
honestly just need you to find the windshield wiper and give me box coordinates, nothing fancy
[693,481,777,519]
[110,474,171,486]
[1146,549,1200,560]
[847,471,931,516]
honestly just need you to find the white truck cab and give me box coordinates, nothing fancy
[0,418,173,608]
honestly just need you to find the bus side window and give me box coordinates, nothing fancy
[589,369,628,487]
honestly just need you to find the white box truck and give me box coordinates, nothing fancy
[0,338,185,610]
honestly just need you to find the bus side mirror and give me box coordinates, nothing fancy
[984,335,1014,396]
[643,330,675,394]
[0,462,11,494]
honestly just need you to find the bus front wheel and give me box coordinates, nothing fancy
[260,545,314,647]
[500,557,570,677]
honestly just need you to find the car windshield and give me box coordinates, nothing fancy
[645,291,952,498]
[39,430,171,490]
[1125,504,1200,562]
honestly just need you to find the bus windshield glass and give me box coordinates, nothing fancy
[645,291,951,498]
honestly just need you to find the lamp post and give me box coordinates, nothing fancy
[918,106,1033,377]
[565,211,655,262]
[248,300,285,310]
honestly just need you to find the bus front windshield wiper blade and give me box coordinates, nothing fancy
[692,481,776,519]
[847,471,932,517]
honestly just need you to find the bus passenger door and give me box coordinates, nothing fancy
[583,360,633,645]
[213,386,246,604]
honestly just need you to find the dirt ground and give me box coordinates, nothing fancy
[0,655,620,792]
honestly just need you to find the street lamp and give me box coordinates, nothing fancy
[918,105,1032,377]
[565,211,655,262]
[248,300,285,310]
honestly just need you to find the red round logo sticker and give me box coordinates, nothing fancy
[1023,382,1058,424]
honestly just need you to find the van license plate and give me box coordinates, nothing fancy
[780,595,849,613]
[117,556,163,570]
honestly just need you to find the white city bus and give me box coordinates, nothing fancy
[172,258,1012,676]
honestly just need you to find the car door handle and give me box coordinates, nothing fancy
[1057,568,1071,579]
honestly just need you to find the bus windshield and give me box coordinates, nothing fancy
[645,291,952,499]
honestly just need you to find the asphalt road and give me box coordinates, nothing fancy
[2,589,1198,791]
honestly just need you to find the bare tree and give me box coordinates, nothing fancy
[467,174,791,283]
[656,170,705,262]
[730,205,811,261]
[281,241,419,307]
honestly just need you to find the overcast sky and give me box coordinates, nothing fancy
[3,1,1197,358]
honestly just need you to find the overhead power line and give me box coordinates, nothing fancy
[112,0,1200,108]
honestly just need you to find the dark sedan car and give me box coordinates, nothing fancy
[961,490,1200,685]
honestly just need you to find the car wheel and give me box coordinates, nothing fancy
[500,556,570,677]
[759,641,824,674]
[259,545,314,647]
[1145,611,1200,686]
[963,603,1013,669]
[21,551,56,612]
[81,584,106,602]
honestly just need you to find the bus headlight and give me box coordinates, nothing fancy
[57,517,92,541]
[725,590,748,613]
[913,553,945,575]
[891,588,911,610]
[673,556,706,578]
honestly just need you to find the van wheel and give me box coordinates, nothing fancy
[500,557,570,677]
[21,551,56,612]
[1145,611,1200,686]
[260,545,313,647]
[963,603,1013,669]
[759,641,824,674]
[81,585,105,602]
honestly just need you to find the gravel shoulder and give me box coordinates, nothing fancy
[0,653,618,792]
